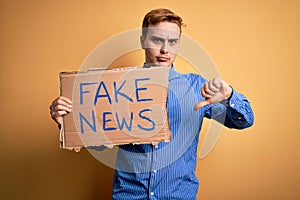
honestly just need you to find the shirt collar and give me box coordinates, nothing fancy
[142,63,181,81]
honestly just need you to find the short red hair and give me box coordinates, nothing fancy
[142,8,185,37]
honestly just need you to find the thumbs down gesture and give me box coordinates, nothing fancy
[194,77,233,110]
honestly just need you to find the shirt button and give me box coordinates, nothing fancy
[150,192,154,196]
[230,103,235,107]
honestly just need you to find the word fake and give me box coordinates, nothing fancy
[77,78,156,134]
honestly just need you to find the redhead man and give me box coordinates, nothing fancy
[50,8,254,200]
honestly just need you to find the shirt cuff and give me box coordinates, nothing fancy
[223,87,239,108]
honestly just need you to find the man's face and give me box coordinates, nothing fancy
[140,21,181,67]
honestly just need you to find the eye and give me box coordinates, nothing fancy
[151,37,164,44]
[168,39,178,45]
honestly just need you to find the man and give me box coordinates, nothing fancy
[50,8,254,200]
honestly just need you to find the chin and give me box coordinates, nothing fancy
[146,61,171,67]
[157,62,171,67]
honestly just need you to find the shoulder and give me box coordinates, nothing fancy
[169,67,207,89]
[171,67,206,82]
[181,72,207,88]
[184,72,206,83]
[173,73,206,96]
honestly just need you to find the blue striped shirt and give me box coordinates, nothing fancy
[112,67,254,200]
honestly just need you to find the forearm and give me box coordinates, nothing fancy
[222,88,254,129]
[207,88,254,129]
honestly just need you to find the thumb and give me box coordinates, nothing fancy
[194,99,211,111]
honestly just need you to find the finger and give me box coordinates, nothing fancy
[201,85,212,98]
[51,96,72,107]
[50,101,72,112]
[194,99,211,111]
[50,109,67,116]
[53,104,72,113]
[204,82,218,96]
[50,112,64,125]
[57,110,68,116]
[51,98,72,110]
[212,77,221,89]
[208,79,219,93]
[59,104,72,112]
[57,100,72,109]
[51,110,68,120]
[59,96,72,105]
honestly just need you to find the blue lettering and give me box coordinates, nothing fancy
[137,108,155,131]
[103,111,117,131]
[79,110,96,134]
[94,81,112,105]
[135,78,153,102]
[79,82,97,105]
[115,112,133,132]
[114,81,133,103]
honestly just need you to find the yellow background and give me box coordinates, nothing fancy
[1,0,299,199]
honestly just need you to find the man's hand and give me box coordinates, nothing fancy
[194,77,232,110]
[49,96,73,125]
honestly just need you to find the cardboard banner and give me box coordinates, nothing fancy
[59,66,171,151]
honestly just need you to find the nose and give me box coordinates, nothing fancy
[160,42,168,54]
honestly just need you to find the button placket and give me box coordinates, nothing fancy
[149,146,157,199]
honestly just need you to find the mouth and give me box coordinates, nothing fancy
[157,56,169,62]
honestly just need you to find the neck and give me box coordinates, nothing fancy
[143,63,173,68]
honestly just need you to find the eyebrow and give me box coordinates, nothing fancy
[151,36,164,40]
[150,35,179,41]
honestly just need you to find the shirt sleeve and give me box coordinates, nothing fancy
[204,87,254,129]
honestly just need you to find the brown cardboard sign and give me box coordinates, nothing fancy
[59,66,171,151]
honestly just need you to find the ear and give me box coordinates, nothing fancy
[140,35,145,49]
